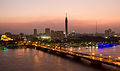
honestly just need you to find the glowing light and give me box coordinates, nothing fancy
[92,52,95,55]
[4,48,6,50]
[1,35,7,39]
[109,56,111,58]
[100,58,103,61]
[105,36,108,39]
[58,47,60,49]
[55,46,57,49]
[36,42,38,44]
[114,35,118,37]
[47,45,50,47]
[1,35,13,41]
[41,36,51,40]
[76,54,79,56]
[100,54,102,57]
[98,43,104,47]
[96,47,98,49]
[24,38,27,41]
[118,57,120,60]
[91,56,95,60]
[70,48,72,51]
[61,47,64,49]
[86,47,89,49]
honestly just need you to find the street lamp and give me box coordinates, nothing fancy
[109,56,111,58]
[92,52,95,56]
[100,54,102,57]
[78,47,81,50]
[118,57,120,60]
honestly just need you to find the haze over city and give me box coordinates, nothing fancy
[1,0,120,71]
[0,0,120,34]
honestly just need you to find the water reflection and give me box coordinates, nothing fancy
[71,45,120,58]
[0,48,106,71]
[4,48,7,53]
[113,46,116,52]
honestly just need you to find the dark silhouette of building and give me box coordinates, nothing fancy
[51,30,64,41]
[65,13,68,40]
[33,29,37,37]
[45,28,50,36]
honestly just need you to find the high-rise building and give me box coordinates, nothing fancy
[65,13,68,40]
[33,29,37,37]
[51,30,64,41]
[45,28,50,36]
[105,28,112,37]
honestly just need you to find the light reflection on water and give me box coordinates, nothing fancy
[71,45,120,58]
[0,48,104,71]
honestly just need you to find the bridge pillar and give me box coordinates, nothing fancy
[36,46,41,50]
[59,52,67,57]
[49,50,56,54]
[90,60,102,66]
[73,56,81,61]
[41,48,48,52]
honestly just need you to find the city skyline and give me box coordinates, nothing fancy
[1,0,120,71]
[0,0,120,34]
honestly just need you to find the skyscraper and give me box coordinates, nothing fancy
[45,28,50,36]
[65,13,68,40]
[33,29,37,37]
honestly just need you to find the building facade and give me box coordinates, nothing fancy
[51,30,64,41]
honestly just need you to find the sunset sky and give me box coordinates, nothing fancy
[0,0,120,34]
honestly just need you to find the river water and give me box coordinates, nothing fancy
[70,45,120,59]
[0,47,120,71]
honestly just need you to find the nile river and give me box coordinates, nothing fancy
[70,45,120,59]
[0,46,120,71]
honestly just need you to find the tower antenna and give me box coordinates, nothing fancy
[96,21,98,34]
[66,12,67,17]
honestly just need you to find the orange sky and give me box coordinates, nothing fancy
[0,0,120,34]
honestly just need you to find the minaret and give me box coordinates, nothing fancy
[65,13,68,40]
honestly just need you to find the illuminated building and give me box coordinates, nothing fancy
[1,35,13,41]
[105,28,112,37]
[41,35,51,41]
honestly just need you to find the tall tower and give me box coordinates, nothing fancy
[65,13,68,40]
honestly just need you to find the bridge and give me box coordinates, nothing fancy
[24,45,120,68]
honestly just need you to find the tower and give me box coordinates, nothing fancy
[65,13,68,40]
